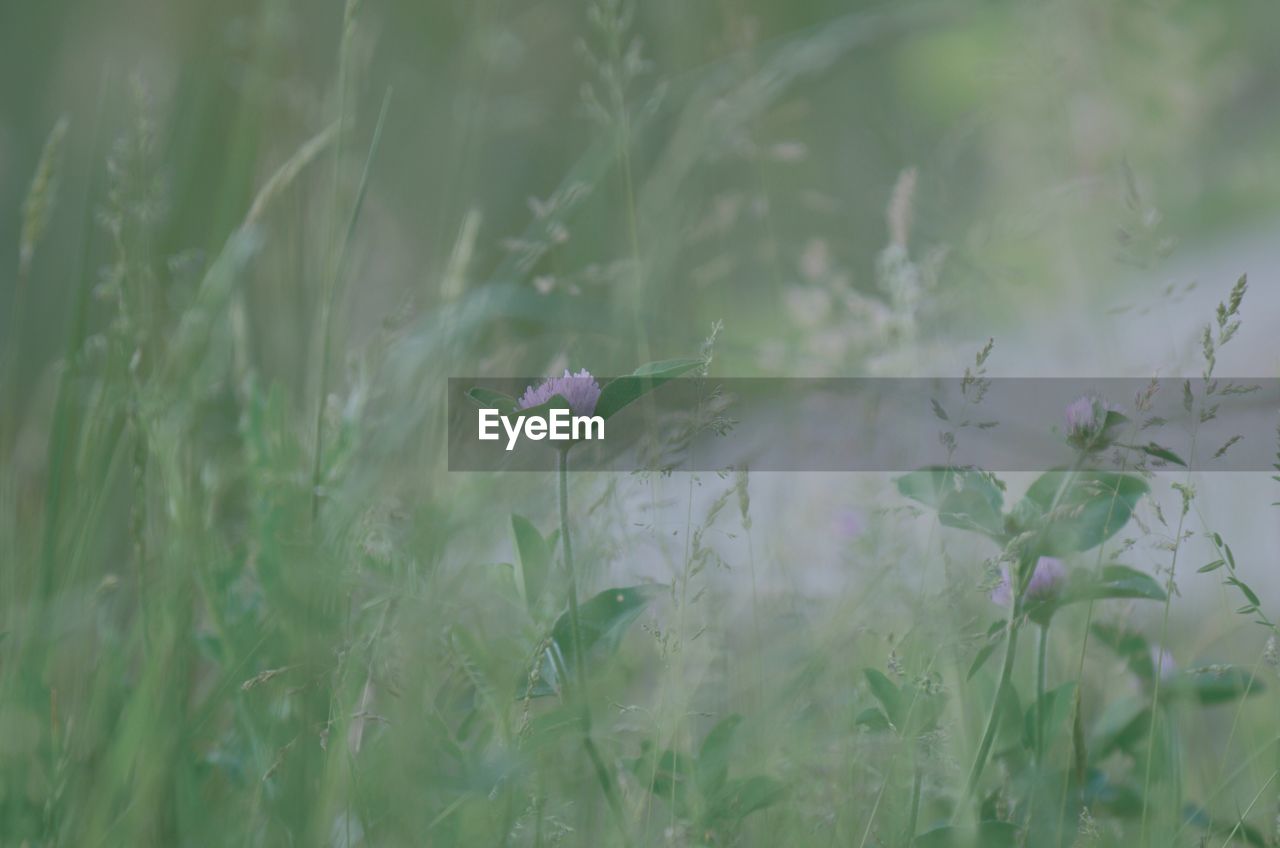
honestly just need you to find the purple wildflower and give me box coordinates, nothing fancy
[833,507,867,540]
[518,369,602,417]
[1064,394,1122,450]
[1064,396,1098,437]
[991,557,1066,607]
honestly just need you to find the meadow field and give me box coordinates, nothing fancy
[2,1,1280,845]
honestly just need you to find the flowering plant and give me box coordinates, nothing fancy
[469,358,701,430]
[465,355,703,846]
[517,368,602,417]
[1064,393,1128,452]
[990,556,1065,609]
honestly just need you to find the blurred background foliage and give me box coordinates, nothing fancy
[4,0,1280,387]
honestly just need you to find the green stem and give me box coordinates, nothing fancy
[964,593,1022,800]
[904,766,923,846]
[961,459,1081,801]
[558,450,632,847]
[558,450,586,691]
[36,72,111,609]
[1140,427,1198,847]
[310,89,391,523]
[1035,622,1049,763]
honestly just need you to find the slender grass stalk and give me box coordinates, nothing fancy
[669,468,697,833]
[558,449,633,848]
[1218,769,1278,848]
[36,75,110,607]
[744,509,765,710]
[601,9,651,370]
[964,588,1022,800]
[310,0,363,526]
[558,450,587,698]
[1197,642,1269,838]
[1010,621,1054,848]
[857,774,891,848]
[904,763,923,846]
[1170,737,1280,844]
[1035,622,1049,762]
[309,88,391,522]
[1140,428,1198,847]
[3,115,70,457]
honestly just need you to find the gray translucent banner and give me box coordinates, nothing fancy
[447,378,1280,472]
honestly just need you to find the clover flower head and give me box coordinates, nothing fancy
[991,557,1066,607]
[833,507,867,540]
[1065,394,1121,449]
[518,369,602,417]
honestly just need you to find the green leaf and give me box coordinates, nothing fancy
[522,585,657,699]
[968,638,1003,681]
[895,467,1007,540]
[1019,471,1148,556]
[1024,682,1077,752]
[864,669,903,727]
[631,745,693,815]
[509,514,551,613]
[1166,666,1265,705]
[696,714,742,798]
[707,775,785,824]
[1101,409,1130,439]
[1091,622,1155,680]
[854,707,892,733]
[1058,564,1167,606]
[1089,564,1168,601]
[914,821,1020,848]
[1088,696,1151,762]
[554,585,656,666]
[466,387,518,417]
[524,640,567,699]
[968,620,1007,681]
[1135,442,1187,467]
[1226,576,1261,608]
[1181,802,1270,847]
[994,681,1025,751]
[632,357,704,378]
[593,358,703,420]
